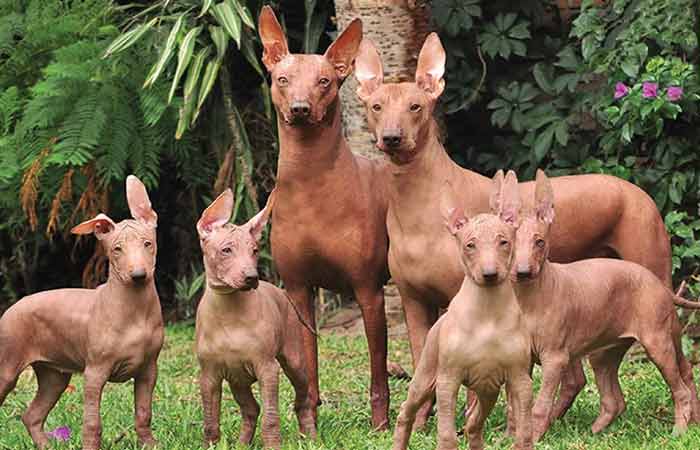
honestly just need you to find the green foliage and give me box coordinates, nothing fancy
[434,0,700,290]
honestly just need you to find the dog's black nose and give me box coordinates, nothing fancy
[244,273,259,289]
[516,270,532,280]
[382,132,402,147]
[290,101,311,117]
[130,268,147,281]
[482,269,498,283]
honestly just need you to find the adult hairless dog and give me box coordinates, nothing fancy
[355,34,672,425]
[510,170,700,440]
[0,176,163,450]
[258,7,391,428]
[196,189,316,449]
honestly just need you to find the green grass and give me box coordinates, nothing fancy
[2,323,700,449]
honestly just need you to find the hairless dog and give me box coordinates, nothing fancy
[355,33,672,426]
[258,7,391,429]
[195,189,316,449]
[0,176,163,450]
[510,169,700,440]
[393,171,533,450]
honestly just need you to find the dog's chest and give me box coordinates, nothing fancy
[107,324,163,381]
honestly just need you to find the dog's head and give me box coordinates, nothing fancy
[259,6,362,127]
[196,189,275,293]
[512,169,554,283]
[354,33,445,164]
[442,171,520,287]
[72,176,158,285]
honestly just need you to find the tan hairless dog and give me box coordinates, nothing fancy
[258,7,391,429]
[393,171,533,450]
[355,33,672,426]
[195,189,316,449]
[510,169,700,440]
[0,176,163,450]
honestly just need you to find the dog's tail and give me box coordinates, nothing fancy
[674,295,700,309]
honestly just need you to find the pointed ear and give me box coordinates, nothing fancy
[439,181,466,235]
[324,18,363,81]
[71,213,116,240]
[259,6,290,72]
[197,189,233,239]
[248,189,276,241]
[355,39,383,101]
[126,175,157,228]
[499,170,521,226]
[415,33,446,100]
[535,169,555,225]
[489,170,505,214]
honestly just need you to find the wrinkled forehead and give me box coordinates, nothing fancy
[203,224,251,247]
[516,216,545,237]
[462,214,514,241]
[273,54,334,78]
[371,83,427,105]
[111,219,156,242]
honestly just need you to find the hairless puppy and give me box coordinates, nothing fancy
[0,175,163,450]
[510,169,700,440]
[258,7,391,429]
[195,189,316,449]
[355,33,672,427]
[393,171,533,450]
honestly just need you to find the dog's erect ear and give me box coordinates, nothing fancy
[247,188,276,242]
[355,39,383,101]
[535,169,555,225]
[499,170,521,226]
[440,181,467,235]
[324,18,363,81]
[489,170,505,214]
[415,33,446,100]
[259,6,290,72]
[71,213,117,240]
[126,175,157,228]
[197,189,233,239]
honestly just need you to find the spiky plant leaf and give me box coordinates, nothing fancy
[168,26,202,104]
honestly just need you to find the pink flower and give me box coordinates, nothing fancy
[614,82,629,99]
[47,426,71,441]
[667,86,683,101]
[642,82,658,98]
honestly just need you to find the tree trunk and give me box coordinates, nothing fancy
[335,0,432,159]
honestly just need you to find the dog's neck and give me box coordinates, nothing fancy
[100,276,159,319]
[453,275,517,317]
[275,97,346,181]
[511,260,555,314]
[204,285,259,317]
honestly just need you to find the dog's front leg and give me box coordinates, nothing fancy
[134,360,158,447]
[532,354,568,441]
[199,367,223,447]
[82,367,110,450]
[435,373,461,450]
[507,371,534,450]
[259,362,282,449]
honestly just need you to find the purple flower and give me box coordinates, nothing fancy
[614,82,630,99]
[667,86,683,101]
[642,82,658,98]
[47,426,71,441]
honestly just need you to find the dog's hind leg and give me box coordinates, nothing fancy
[21,364,71,449]
[589,343,631,433]
[552,359,587,420]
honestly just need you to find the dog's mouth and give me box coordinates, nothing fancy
[376,143,416,165]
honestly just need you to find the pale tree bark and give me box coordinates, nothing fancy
[335,0,432,159]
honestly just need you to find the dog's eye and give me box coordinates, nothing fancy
[372,103,382,112]
[113,245,122,253]
[252,247,259,255]
[221,247,232,254]
[465,242,476,250]
[319,77,330,87]
[500,239,509,247]
[410,103,422,112]
[535,239,546,248]
[277,76,288,86]
[143,241,152,248]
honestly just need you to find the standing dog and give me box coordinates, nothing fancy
[259,7,391,428]
[393,171,533,450]
[0,175,163,450]
[510,170,700,440]
[354,33,671,426]
[195,189,316,449]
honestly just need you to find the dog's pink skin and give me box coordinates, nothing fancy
[393,172,533,450]
[511,170,700,441]
[0,176,163,450]
[355,34,671,426]
[195,189,316,450]
[259,6,391,429]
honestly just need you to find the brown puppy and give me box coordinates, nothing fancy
[393,171,532,450]
[259,6,391,429]
[355,33,671,426]
[0,176,163,450]
[195,189,316,449]
[512,169,700,440]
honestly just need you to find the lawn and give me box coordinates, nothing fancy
[2,323,700,449]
